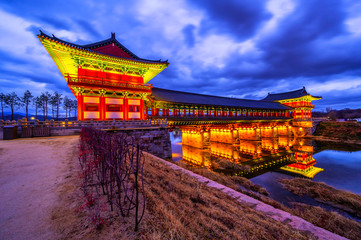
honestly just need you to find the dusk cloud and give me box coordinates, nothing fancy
[0,0,361,111]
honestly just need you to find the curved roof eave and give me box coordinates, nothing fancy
[38,30,169,65]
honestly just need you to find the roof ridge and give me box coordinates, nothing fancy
[152,87,292,110]
[153,87,270,103]
[82,32,140,59]
[267,87,305,96]
[38,30,168,64]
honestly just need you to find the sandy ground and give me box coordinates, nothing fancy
[0,136,79,240]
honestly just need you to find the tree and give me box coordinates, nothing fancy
[0,93,6,120]
[51,91,63,121]
[40,92,51,120]
[50,96,56,119]
[326,107,332,113]
[20,90,33,120]
[34,96,42,120]
[63,96,72,119]
[71,99,78,119]
[5,92,21,120]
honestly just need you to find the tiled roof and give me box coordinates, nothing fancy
[152,88,291,110]
[38,31,168,64]
[263,87,321,101]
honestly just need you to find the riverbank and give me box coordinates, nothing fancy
[177,161,361,240]
[279,178,361,218]
[0,136,345,239]
[310,121,361,144]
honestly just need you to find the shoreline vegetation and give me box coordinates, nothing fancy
[279,178,361,218]
[309,121,361,145]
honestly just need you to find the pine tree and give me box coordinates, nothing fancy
[40,92,51,120]
[0,93,6,120]
[21,90,33,120]
[5,92,21,120]
[34,96,42,120]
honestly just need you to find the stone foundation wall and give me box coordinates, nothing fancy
[51,128,82,136]
[109,128,172,160]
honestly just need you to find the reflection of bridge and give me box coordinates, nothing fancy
[179,132,323,178]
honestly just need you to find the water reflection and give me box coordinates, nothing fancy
[170,130,323,178]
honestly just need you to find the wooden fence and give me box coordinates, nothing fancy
[0,118,168,129]
[1,119,168,138]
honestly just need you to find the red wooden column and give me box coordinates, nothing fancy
[151,105,155,116]
[124,97,129,120]
[101,95,106,120]
[140,99,145,120]
[154,107,158,116]
[77,93,84,121]
[145,105,148,119]
[98,96,102,120]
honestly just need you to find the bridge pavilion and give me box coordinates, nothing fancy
[38,31,321,135]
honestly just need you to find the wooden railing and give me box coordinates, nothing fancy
[66,74,152,91]
[0,118,168,129]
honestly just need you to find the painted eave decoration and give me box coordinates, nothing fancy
[37,31,169,84]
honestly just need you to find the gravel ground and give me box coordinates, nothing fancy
[0,136,79,240]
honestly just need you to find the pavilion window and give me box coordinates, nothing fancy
[85,103,99,111]
[129,105,140,112]
[106,104,122,112]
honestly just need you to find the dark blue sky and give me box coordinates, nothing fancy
[1,0,361,111]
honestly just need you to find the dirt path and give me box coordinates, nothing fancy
[0,136,79,240]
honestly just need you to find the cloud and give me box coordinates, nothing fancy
[0,0,361,111]
[189,0,271,39]
[75,19,102,38]
[182,24,196,48]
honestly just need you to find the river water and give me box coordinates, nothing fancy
[170,131,361,208]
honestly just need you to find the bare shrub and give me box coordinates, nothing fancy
[78,127,145,231]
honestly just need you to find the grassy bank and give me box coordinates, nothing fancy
[278,178,361,240]
[176,161,361,240]
[314,121,361,142]
[279,178,361,218]
[52,145,316,239]
[291,202,361,240]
